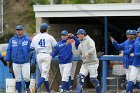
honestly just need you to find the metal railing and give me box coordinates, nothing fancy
[0,55,123,92]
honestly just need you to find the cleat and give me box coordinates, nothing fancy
[31,87,37,93]
[26,88,31,93]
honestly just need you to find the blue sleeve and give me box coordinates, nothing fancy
[73,35,80,49]
[51,48,59,58]
[4,39,12,61]
[123,45,134,55]
[31,51,36,64]
[112,41,124,50]
[134,52,140,56]
[0,53,3,59]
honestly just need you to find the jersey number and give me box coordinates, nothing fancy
[38,39,45,47]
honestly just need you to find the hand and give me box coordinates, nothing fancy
[68,33,74,38]
[119,53,123,57]
[130,53,134,57]
[110,37,115,42]
[97,51,104,58]
[66,40,71,45]
[82,53,88,59]
[6,62,10,67]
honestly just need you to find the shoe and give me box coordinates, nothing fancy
[59,85,62,92]
[69,86,73,93]
[69,89,73,93]
[26,88,31,93]
[31,87,37,93]
[60,90,69,93]
[50,90,56,93]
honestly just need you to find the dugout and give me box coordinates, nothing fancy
[33,3,140,92]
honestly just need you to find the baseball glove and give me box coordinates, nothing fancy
[31,64,36,73]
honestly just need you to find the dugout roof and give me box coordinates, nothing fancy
[33,3,140,17]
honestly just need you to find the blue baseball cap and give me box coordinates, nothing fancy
[77,29,86,35]
[137,27,140,33]
[40,23,49,30]
[61,30,68,35]
[16,25,24,30]
[125,29,130,35]
[126,29,136,35]
[129,30,136,35]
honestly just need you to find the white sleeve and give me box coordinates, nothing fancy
[76,45,82,56]
[51,37,57,47]
[87,39,96,54]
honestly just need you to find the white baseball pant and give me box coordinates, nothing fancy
[125,66,132,81]
[37,53,51,81]
[80,63,99,78]
[70,61,77,80]
[59,63,72,82]
[128,66,140,83]
[13,63,30,82]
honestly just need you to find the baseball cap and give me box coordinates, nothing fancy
[40,23,49,30]
[16,25,24,30]
[137,27,140,33]
[77,29,86,35]
[61,30,68,35]
[126,29,136,35]
[125,29,130,35]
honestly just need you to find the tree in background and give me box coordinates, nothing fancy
[34,0,131,4]
[60,0,130,4]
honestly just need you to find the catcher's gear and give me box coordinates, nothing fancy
[30,64,36,73]
[90,78,101,93]
[76,74,84,93]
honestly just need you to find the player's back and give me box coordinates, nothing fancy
[31,33,56,54]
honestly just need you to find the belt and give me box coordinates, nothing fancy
[38,52,48,54]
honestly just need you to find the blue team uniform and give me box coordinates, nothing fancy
[51,38,73,64]
[124,37,140,66]
[112,39,135,68]
[4,34,31,64]
[124,38,140,92]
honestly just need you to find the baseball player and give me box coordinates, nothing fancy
[110,29,136,86]
[125,28,140,93]
[31,23,57,93]
[4,25,31,93]
[51,30,73,93]
[75,29,101,93]
[68,33,80,91]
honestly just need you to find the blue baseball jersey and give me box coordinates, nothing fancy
[51,39,73,64]
[112,39,135,68]
[124,37,140,66]
[4,34,31,64]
